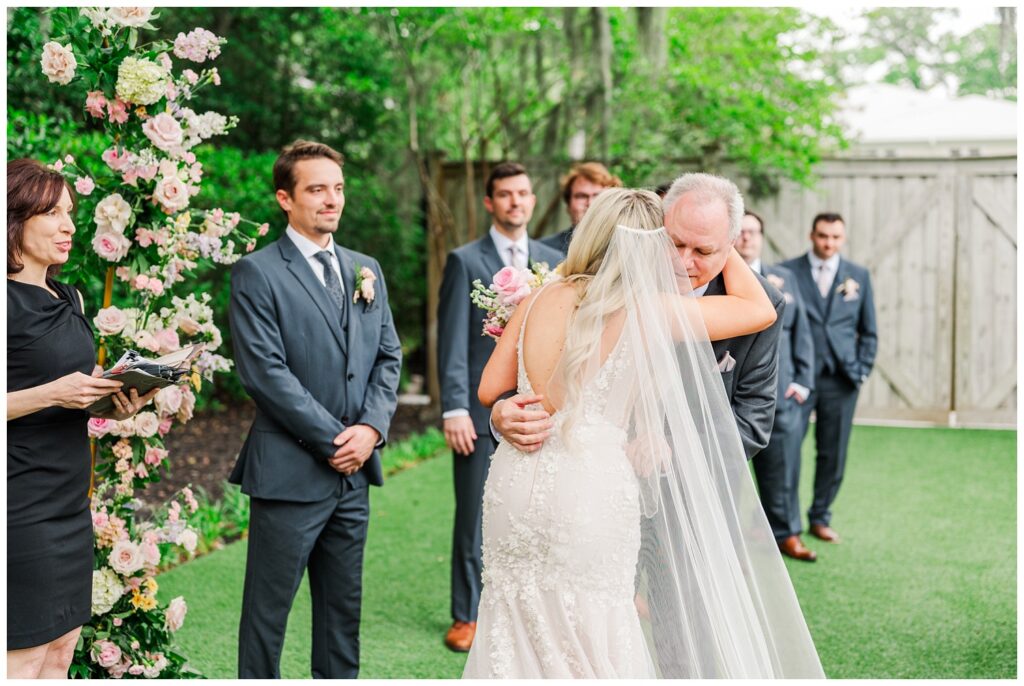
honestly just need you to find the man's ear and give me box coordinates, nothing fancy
[276,189,292,214]
[483,195,494,214]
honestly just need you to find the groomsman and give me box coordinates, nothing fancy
[781,213,877,544]
[437,162,563,652]
[540,161,621,255]
[737,211,817,562]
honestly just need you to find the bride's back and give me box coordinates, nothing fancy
[520,281,624,416]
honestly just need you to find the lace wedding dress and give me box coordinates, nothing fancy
[462,298,656,678]
[463,226,824,679]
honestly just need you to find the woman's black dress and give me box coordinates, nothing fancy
[7,278,97,649]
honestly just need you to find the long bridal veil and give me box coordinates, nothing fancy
[548,225,824,678]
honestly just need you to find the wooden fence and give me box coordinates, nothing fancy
[425,155,1017,428]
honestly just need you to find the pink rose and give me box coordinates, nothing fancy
[141,541,160,567]
[491,266,531,305]
[137,165,159,182]
[134,331,161,354]
[165,596,188,632]
[108,7,154,27]
[143,446,168,466]
[108,658,130,679]
[157,417,173,436]
[64,154,75,165]
[102,146,132,172]
[152,175,190,213]
[358,267,376,303]
[94,306,128,335]
[109,540,144,575]
[132,274,150,290]
[109,420,136,438]
[135,463,149,479]
[40,42,76,85]
[142,112,183,154]
[115,266,132,281]
[88,417,113,438]
[113,617,123,627]
[154,328,179,354]
[128,665,145,676]
[154,385,183,416]
[52,160,64,172]
[485,322,505,338]
[74,176,95,195]
[92,511,110,529]
[147,279,165,297]
[107,98,129,124]
[92,640,122,668]
[176,387,196,423]
[134,411,159,438]
[176,316,201,336]
[92,231,131,262]
[86,91,107,118]
[257,223,269,236]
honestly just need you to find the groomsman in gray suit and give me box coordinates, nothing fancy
[781,212,877,544]
[229,140,402,678]
[539,161,622,255]
[437,162,563,652]
[738,211,817,562]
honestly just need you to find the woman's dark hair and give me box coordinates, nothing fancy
[7,158,76,276]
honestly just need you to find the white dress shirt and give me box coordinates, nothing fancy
[443,227,531,422]
[287,225,344,295]
[807,252,839,298]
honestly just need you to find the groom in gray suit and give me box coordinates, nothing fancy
[781,212,877,544]
[228,140,402,678]
[437,162,563,652]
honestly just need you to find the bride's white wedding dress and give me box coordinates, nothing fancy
[463,226,824,679]
[463,302,655,678]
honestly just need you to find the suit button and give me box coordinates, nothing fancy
[347,373,355,381]
[342,415,350,424]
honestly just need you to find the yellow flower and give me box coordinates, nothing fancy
[144,577,158,596]
[131,591,158,611]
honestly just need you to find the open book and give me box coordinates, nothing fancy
[87,344,204,415]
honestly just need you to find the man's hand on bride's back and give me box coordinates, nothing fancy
[492,394,553,453]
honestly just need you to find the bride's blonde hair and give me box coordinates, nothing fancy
[556,188,663,441]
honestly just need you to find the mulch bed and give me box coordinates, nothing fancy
[144,398,439,506]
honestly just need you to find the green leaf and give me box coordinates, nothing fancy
[128,28,138,50]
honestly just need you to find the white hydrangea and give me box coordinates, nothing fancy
[116,56,170,106]
[92,567,125,615]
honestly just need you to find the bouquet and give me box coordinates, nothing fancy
[471,262,559,339]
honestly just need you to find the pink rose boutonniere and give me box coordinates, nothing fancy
[353,264,376,306]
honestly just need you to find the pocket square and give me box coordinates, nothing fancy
[717,351,737,373]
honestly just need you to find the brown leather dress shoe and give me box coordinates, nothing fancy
[444,621,477,652]
[810,524,841,543]
[778,535,817,562]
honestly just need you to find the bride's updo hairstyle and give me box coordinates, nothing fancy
[554,188,664,441]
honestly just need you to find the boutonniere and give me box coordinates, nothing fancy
[765,273,785,290]
[353,264,376,306]
[836,276,860,301]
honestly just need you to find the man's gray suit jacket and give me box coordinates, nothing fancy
[228,235,403,502]
[437,233,564,433]
[763,264,815,400]
[779,253,878,387]
[704,271,785,459]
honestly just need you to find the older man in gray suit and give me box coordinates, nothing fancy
[228,140,402,678]
[781,212,877,544]
[738,211,818,562]
[437,162,563,652]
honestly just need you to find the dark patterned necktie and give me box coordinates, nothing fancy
[313,250,346,313]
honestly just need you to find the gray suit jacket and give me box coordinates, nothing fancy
[705,271,785,459]
[438,233,564,433]
[780,253,878,386]
[763,264,815,402]
[539,225,573,256]
[228,235,402,502]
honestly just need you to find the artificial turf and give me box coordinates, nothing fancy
[158,425,1016,678]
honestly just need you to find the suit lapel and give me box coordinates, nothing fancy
[824,257,848,320]
[337,246,358,357]
[279,236,348,354]
[793,254,825,323]
[479,234,507,282]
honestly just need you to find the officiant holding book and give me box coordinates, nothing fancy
[6,159,156,678]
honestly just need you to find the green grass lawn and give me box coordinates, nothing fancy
[158,425,1016,678]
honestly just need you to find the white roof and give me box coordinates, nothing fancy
[840,83,1017,144]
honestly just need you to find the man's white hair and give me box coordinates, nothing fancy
[662,173,745,241]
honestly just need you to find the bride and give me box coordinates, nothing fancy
[463,187,824,678]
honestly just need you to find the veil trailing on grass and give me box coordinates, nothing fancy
[548,225,824,678]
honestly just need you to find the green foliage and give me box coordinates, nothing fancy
[379,426,448,476]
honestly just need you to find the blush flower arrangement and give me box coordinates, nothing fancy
[470,262,558,339]
[36,7,270,678]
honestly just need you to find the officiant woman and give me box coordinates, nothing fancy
[6,158,156,678]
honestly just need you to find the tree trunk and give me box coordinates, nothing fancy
[592,7,613,161]
[636,7,667,69]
